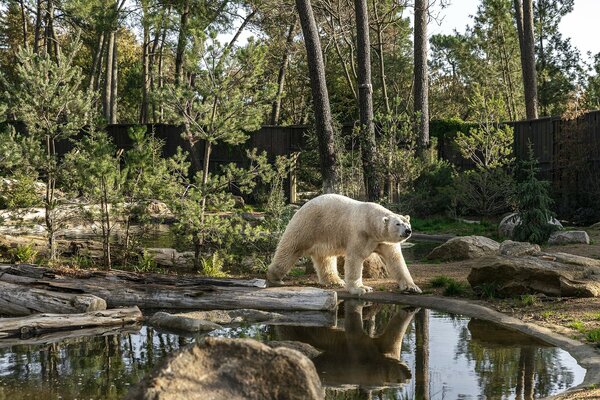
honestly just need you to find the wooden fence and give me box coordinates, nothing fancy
[7,112,600,209]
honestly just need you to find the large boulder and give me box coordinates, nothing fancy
[468,255,600,297]
[548,230,590,245]
[498,213,563,239]
[127,337,324,400]
[499,240,541,257]
[427,236,500,261]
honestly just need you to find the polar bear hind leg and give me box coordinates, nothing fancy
[376,243,421,293]
[312,255,345,287]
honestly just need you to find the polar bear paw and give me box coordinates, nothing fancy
[320,276,346,288]
[348,285,374,296]
[398,281,422,294]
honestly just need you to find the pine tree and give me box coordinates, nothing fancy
[513,145,557,244]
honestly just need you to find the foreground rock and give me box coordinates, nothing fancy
[127,337,324,400]
[548,230,590,245]
[427,236,500,261]
[498,213,563,239]
[468,255,600,297]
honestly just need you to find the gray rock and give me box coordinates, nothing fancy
[548,230,590,245]
[541,252,600,268]
[499,213,563,239]
[126,337,324,400]
[499,240,541,257]
[427,236,500,261]
[147,312,222,333]
[468,255,600,297]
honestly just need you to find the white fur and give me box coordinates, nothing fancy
[267,194,421,296]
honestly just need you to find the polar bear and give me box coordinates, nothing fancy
[267,193,421,295]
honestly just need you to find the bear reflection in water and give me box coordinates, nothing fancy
[276,300,415,389]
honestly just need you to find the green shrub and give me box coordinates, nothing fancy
[0,173,42,209]
[513,145,558,244]
[9,243,38,264]
[569,320,585,332]
[443,280,467,296]
[430,275,453,288]
[135,250,158,273]
[518,294,538,306]
[474,282,498,299]
[404,159,455,216]
[200,252,228,278]
[586,329,600,343]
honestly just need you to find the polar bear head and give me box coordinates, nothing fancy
[382,214,412,242]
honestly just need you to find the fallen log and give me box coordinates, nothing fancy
[0,280,107,316]
[0,324,141,348]
[0,265,338,312]
[0,306,143,338]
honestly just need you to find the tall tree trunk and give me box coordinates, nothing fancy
[33,0,42,53]
[514,0,538,119]
[110,29,118,124]
[354,0,380,201]
[372,0,390,114]
[415,309,430,400]
[140,6,150,123]
[19,0,28,49]
[271,18,297,125]
[103,31,115,122]
[414,0,430,160]
[89,32,105,94]
[175,0,190,85]
[296,0,338,193]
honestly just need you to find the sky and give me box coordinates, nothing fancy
[429,0,600,57]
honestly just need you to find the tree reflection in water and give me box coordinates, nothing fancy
[0,303,584,399]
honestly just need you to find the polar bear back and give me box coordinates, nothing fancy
[281,194,391,255]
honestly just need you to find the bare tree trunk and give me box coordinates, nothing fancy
[33,0,42,53]
[110,29,118,124]
[514,0,538,119]
[372,0,390,114]
[414,0,430,160]
[175,0,189,85]
[140,6,150,123]
[19,0,28,49]
[354,0,380,201]
[271,18,297,125]
[89,32,105,94]
[296,0,339,193]
[103,31,115,122]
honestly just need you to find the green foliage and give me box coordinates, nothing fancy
[411,216,497,237]
[443,280,467,297]
[9,243,38,264]
[568,320,585,332]
[159,37,275,148]
[430,275,454,288]
[513,145,558,244]
[451,88,515,217]
[586,329,600,343]
[135,250,158,273]
[518,294,539,307]
[199,252,228,277]
[0,172,42,209]
[404,159,455,216]
[474,282,498,299]
[1,42,92,261]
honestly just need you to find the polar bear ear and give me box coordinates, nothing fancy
[405,215,411,222]
[382,216,389,225]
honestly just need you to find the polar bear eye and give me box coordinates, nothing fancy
[396,222,401,226]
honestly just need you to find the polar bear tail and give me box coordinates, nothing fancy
[267,240,300,285]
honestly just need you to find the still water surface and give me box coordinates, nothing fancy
[0,302,585,399]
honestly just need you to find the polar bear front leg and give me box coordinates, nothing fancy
[344,254,373,296]
[312,255,345,287]
[377,243,422,294]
